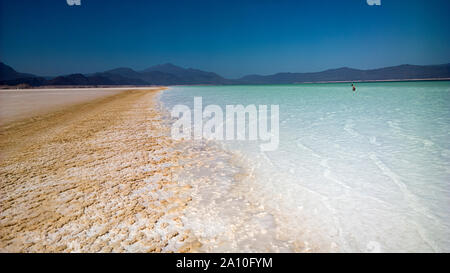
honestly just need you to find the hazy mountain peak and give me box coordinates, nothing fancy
[142,63,185,73]
[106,67,137,73]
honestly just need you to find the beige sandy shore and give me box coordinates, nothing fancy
[0,87,155,125]
[0,88,202,252]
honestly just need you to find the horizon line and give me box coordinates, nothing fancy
[2,61,450,80]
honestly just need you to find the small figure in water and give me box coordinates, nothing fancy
[352,83,356,92]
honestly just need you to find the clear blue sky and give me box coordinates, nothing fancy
[1,0,449,78]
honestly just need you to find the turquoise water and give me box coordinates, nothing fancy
[161,81,450,252]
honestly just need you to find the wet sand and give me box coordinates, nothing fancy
[0,88,201,252]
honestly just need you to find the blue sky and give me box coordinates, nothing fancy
[1,0,449,78]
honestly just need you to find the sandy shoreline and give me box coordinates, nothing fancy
[0,87,158,126]
[0,87,310,253]
[0,88,205,252]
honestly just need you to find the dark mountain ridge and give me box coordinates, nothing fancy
[1,62,449,87]
[237,64,450,84]
[0,62,36,81]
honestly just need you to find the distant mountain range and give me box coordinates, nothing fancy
[237,64,450,84]
[1,62,449,87]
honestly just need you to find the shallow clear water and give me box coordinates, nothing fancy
[161,81,450,252]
